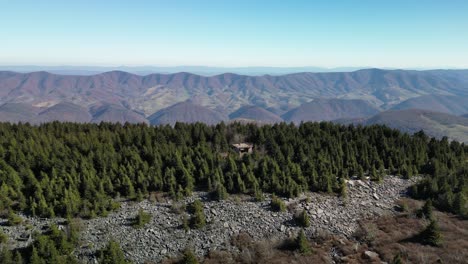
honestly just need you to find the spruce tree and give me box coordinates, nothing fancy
[419,219,442,247]
[296,230,311,254]
[0,248,13,264]
[420,199,433,219]
[133,209,151,228]
[189,200,206,229]
[391,252,403,264]
[98,240,130,264]
[0,230,7,244]
[29,246,42,264]
[295,210,310,227]
[211,183,227,201]
[14,251,23,264]
[270,195,286,212]
[181,248,199,264]
[339,179,347,198]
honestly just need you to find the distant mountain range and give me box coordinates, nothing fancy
[0,65,369,76]
[0,69,467,142]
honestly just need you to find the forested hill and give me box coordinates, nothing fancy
[0,121,466,219]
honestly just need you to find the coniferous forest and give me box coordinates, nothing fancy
[0,121,466,220]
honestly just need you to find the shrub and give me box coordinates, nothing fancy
[399,201,409,212]
[171,202,186,214]
[270,195,286,212]
[354,222,378,243]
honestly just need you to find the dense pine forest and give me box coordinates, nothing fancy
[0,121,466,220]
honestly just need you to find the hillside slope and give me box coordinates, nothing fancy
[0,102,40,122]
[391,94,468,115]
[148,101,227,125]
[283,98,380,123]
[90,103,148,124]
[37,102,92,123]
[366,109,468,143]
[229,105,283,123]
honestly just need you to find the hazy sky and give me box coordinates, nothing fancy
[2,0,468,68]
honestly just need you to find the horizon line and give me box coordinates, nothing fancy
[1,64,468,70]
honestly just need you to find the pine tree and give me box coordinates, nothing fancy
[453,192,467,216]
[391,252,403,264]
[296,230,311,254]
[7,210,22,226]
[29,246,42,264]
[189,200,206,229]
[270,195,286,212]
[358,166,365,180]
[181,214,189,231]
[0,230,7,244]
[254,186,264,202]
[0,248,13,264]
[181,248,199,264]
[420,199,433,219]
[135,190,144,202]
[339,179,347,198]
[295,210,310,227]
[14,251,23,264]
[419,219,442,247]
[98,240,130,264]
[211,183,227,201]
[370,166,378,181]
[133,209,151,228]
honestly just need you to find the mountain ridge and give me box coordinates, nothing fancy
[365,109,468,143]
[1,69,468,141]
[391,94,468,115]
[282,98,380,123]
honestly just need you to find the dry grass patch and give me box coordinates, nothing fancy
[340,198,468,263]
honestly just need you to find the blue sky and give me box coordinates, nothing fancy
[1,0,468,68]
